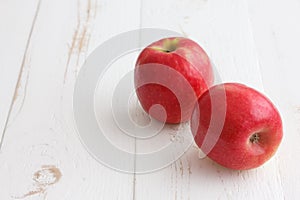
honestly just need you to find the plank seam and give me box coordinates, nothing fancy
[243,0,265,91]
[132,0,144,199]
[0,0,42,151]
[244,0,285,197]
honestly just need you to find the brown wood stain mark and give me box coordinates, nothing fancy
[14,165,62,199]
[187,163,192,175]
[75,0,95,66]
[187,156,191,200]
[64,20,80,82]
[11,0,40,105]
[174,162,178,200]
[13,78,22,102]
[170,163,174,200]
[20,71,30,109]
[64,0,97,83]
[0,0,41,151]
[33,165,62,186]
[64,0,81,83]
[16,188,45,199]
[179,159,184,177]
[76,26,89,65]
[178,156,191,200]
[11,62,31,124]
[11,0,43,109]
[179,158,184,200]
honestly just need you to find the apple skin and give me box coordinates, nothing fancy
[191,83,283,170]
[134,37,214,123]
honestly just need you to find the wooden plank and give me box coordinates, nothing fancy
[0,0,141,199]
[247,0,300,198]
[1,0,296,198]
[134,0,284,199]
[0,0,40,148]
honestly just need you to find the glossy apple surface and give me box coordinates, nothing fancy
[134,37,213,123]
[191,83,283,170]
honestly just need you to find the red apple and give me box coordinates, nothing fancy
[191,83,283,170]
[134,37,214,123]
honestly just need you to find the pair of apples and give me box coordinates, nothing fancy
[134,37,283,170]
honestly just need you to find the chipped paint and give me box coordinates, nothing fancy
[11,63,31,123]
[33,165,62,186]
[174,162,178,200]
[0,0,42,150]
[179,159,184,177]
[64,0,97,83]
[15,165,62,199]
[15,188,45,199]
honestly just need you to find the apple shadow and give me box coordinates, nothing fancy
[129,100,260,179]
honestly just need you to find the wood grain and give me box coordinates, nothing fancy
[135,0,283,199]
[0,0,299,199]
[0,0,41,148]
[247,0,300,198]
[0,0,140,199]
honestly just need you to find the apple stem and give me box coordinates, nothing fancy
[163,38,179,53]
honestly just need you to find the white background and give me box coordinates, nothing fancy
[0,0,300,199]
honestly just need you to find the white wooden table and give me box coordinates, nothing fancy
[1,0,300,199]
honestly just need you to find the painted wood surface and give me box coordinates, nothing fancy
[247,0,300,199]
[0,0,140,199]
[0,0,40,147]
[0,0,299,199]
[135,0,281,200]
